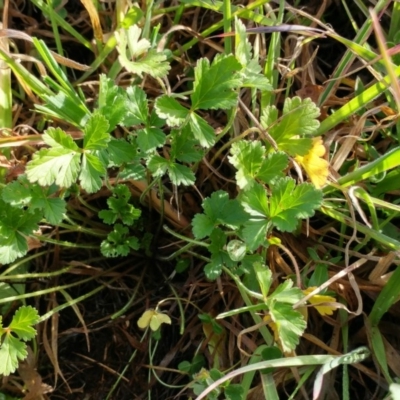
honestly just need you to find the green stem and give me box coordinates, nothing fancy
[162,224,209,247]
[223,0,232,54]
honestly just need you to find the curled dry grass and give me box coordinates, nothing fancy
[0,0,400,399]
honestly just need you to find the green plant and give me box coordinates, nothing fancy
[0,306,39,376]
[1,1,400,397]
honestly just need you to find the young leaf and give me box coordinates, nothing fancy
[257,152,289,185]
[261,97,320,156]
[27,147,81,188]
[192,191,249,239]
[98,184,142,226]
[0,236,29,265]
[240,182,270,218]
[116,25,170,78]
[100,224,140,257]
[234,18,272,91]
[229,141,263,189]
[191,54,242,110]
[240,59,273,91]
[229,141,288,189]
[234,17,252,67]
[267,302,306,353]
[119,24,149,57]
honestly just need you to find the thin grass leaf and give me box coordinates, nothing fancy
[313,347,371,400]
[369,266,400,326]
[195,347,370,400]
[32,39,82,100]
[0,36,12,139]
[336,147,400,188]
[319,0,389,106]
[261,1,284,108]
[388,1,400,42]
[0,47,52,97]
[317,66,400,135]
[365,318,393,384]
[30,0,92,49]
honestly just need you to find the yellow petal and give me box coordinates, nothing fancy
[150,315,161,331]
[312,303,336,316]
[295,137,329,189]
[303,287,337,316]
[137,309,156,329]
[150,312,171,331]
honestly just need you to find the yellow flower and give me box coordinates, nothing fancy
[303,287,337,316]
[137,309,171,331]
[295,137,329,189]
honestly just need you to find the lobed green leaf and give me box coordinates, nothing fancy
[124,85,148,125]
[268,302,306,353]
[191,54,242,110]
[0,335,27,376]
[79,153,106,193]
[155,95,188,126]
[229,141,288,189]
[261,97,319,156]
[83,112,111,151]
[27,148,81,188]
[9,306,40,341]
